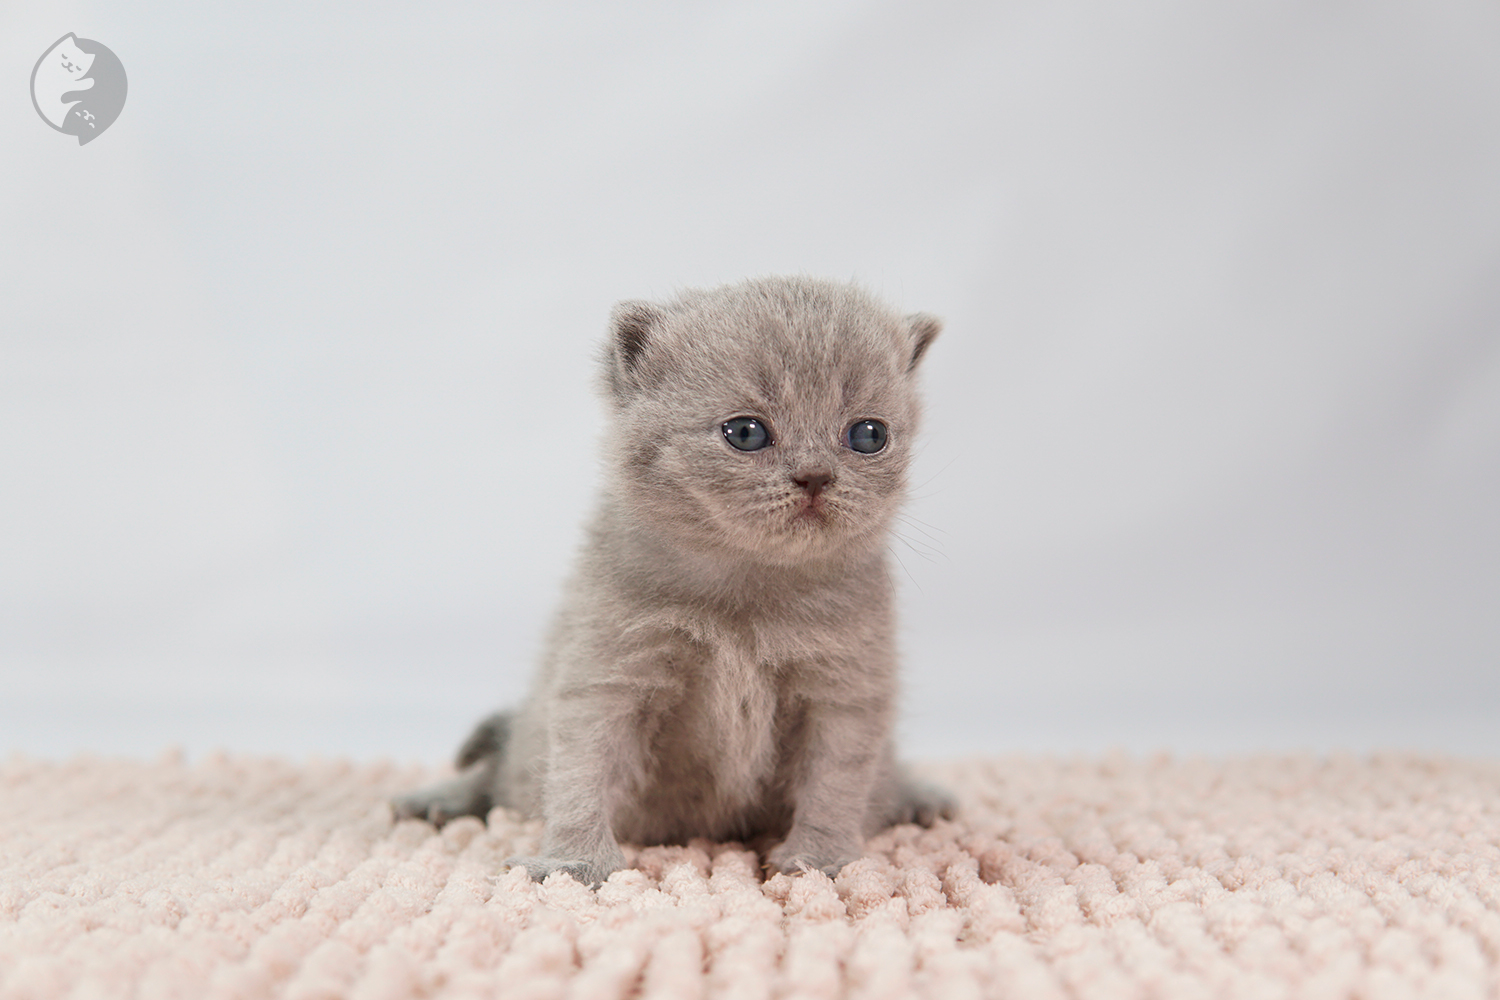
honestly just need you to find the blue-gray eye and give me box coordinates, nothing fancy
[847,419,888,454]
[723,417,771,451]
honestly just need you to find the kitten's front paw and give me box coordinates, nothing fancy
[766,843,859,879]
[507,855,622,888]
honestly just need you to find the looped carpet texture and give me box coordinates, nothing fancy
[2,752,1498,999]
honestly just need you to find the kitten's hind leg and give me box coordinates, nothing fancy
[892,776,958,827]
[454,711,512,769]
[869,767,958,831]
[391,766,494,826]
[391,711,511,827]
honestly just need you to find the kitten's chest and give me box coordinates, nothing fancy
[653,605,844,707]
[629,589,885,769]
[672,634,783,756]
[637,620,806,796]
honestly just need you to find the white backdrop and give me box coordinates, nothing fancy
[3,1,1498,762]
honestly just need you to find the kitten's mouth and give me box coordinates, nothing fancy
[792,497,830,524]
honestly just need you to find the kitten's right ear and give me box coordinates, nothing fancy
[607,299,664,398]
[905,313,942,373]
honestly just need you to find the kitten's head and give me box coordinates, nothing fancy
[599,277,940,566]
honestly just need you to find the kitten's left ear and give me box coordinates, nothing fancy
[905,313,942,372]
[606,299,664,398]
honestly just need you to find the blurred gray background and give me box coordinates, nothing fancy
[3,1,1498,763]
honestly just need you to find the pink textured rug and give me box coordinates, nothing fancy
[3,752,1498,999]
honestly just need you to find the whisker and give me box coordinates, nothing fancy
[886,544,923,594]
[895,514,947,546]
[896,512,948,536]
[892,524,941,553]
[893,516,947,554]
[909,457,957,495]
[893,531,944,564]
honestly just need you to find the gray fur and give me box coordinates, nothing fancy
[392,276,955,885]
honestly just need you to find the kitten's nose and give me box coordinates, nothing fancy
[792,470,834,497]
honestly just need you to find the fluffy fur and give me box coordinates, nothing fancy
[393,276,953,885]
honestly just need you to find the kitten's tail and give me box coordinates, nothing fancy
[455,710,513,769]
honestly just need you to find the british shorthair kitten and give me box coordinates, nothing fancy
[394,276,954,885]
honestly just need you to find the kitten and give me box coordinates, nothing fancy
[394,276,955,886]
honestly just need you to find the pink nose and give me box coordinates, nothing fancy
[793,471,833,497]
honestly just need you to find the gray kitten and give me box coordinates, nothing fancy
[393,276,954,886]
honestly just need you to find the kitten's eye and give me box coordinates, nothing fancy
[846,419,888,454]
[723,417,772,452]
